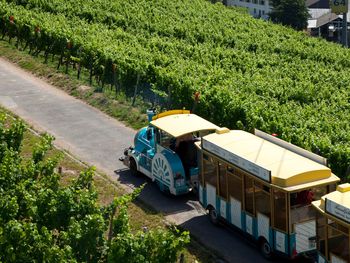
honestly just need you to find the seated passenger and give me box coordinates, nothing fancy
[175,134,197,179]
[296,190,314,205]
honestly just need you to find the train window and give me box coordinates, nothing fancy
[290,188,319,225]
[203,154,217,188]
[245,176,254,215]
[255,181,271,217]
[160,131,174,148]
[273,189,287,232]
[218,162,227,199]
[155,129,160,143]
[312,186,327,201]
[290,187,326,208]
[329,220,349,235]
[146,128,153,141]
[327,223,349,262]
[227,171,242,202]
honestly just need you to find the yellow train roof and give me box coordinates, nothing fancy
[312,184,350,226]
[202,130,339,190]
[150,111,219,138]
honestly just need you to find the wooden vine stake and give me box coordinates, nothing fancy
[132,73,140,106]
[65,40,72,74]
[112,63,117,92]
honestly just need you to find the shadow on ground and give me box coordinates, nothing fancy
[115,168,311,263]
[180,214,306,263]
[115,168,198,215]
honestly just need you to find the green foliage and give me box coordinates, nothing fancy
[0,114,25,157]
[0,116,189,262]
[108,227,190,263]
[269,0,310,30]
[32,133,54,163]
[1,0,350,179]
[0,220,76,262]
[109,187,143,235]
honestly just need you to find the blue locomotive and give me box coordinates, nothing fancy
[121,109,218,195]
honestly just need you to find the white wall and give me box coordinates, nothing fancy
[227,0,272,19]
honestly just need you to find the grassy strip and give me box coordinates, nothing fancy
[0,39,148,130]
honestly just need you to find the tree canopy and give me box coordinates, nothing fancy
[269,0,310,30]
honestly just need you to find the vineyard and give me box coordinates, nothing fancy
[1,0,350,179]
[0,114,189,262]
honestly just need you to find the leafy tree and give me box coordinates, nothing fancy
[269,0,310,31]
[0,115,189,262]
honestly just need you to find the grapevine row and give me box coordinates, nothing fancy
[1,0,350,178]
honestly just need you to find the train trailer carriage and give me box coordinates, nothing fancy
[312,183,350,263]
[197,128,340,259]
[121,109,219,195]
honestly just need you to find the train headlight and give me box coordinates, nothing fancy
[175,173,184,186]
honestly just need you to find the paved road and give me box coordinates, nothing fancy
[0,58,282,263]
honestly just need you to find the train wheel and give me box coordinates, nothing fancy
[259,239,273,259]
[209,207,219,225]
[129,158,138,176]
[156,181,171,196]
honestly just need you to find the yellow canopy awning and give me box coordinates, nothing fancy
[202,130,339,189]
[150,113,219,138]
[312,184,350,226]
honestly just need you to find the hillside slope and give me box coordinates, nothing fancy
[1,0,349,178]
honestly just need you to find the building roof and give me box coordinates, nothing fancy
[202,130,339,189]
[308,9,339,28]
[309,8,332,19]
[312,183,350,226]
[150,111,219,138]
[307,0,329,8]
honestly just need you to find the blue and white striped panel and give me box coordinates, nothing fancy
[199,184,203,204]
[220,199,227,219]
[206,184,216,210]
[318,254,326,263]
[246,214,253,236]
[257,213,270,243]
[295,220,316,253]
[230,197,242,229]
[275,230,287,254]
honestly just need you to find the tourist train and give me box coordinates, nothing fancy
[121,109,349,262]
